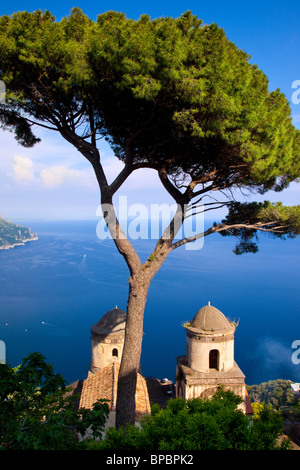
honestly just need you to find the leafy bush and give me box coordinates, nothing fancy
[89,388,291,450]
[0,353,109,449]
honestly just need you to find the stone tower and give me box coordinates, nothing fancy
[176,303,246,411]
[77,307,151,424]
[89,307,126,375]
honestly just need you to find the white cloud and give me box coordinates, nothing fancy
[10,151,95,190]
[255,336,298,380]
[40,165,82,188]
[13,155,35,183]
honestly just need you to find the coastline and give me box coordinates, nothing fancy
[0,235,39,250]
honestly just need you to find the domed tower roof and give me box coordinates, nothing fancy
[191,303,235,334]
[91,307,126,340]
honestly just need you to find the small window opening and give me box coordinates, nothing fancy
[209,349,219,370]
[112,348,118,357]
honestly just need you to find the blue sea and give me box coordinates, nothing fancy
[0,219,300,386]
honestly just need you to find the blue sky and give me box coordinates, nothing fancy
[0,0,300,221]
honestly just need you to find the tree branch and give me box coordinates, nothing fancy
[109,104,157,195]
[20,116,59,132]
[158,168,185,204]
[142,203,185,278]
[171,220,288,250]
[184,202,230,219]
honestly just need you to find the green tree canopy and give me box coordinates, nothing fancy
[0,353,109,450]
[1,9,300,194]
[90,388,292,450]
[247,379,298,409]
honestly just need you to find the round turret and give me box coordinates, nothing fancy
[190,303,235,334]
[91,307,126,340]
[186,303,235,373]
[89,307,126,374]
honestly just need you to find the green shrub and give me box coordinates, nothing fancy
[89,388,291,451]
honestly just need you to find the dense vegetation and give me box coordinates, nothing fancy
[0,353,292,450]
[247,380,299,409]
[0,353,109,449]
[91,388,291,450]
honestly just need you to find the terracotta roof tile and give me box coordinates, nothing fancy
[79,362,151,419]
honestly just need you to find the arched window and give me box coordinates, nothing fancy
[209,349,219,370]
[112,348,118,357]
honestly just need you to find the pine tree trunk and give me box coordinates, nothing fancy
[115,271,150,428]
[100,191,182,428]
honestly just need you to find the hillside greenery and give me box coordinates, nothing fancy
[0,216,37,249]
[247,380,299,409]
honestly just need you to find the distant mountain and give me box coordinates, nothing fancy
[0,216,38,250]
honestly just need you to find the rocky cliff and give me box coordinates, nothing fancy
[0,216,38,249]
